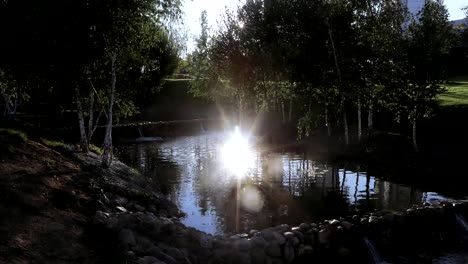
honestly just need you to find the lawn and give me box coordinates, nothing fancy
[438,76,468,106]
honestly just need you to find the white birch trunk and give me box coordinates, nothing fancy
[87,88,94,142]
[368,102,374,133]
[342,96,349,146]
[412,115,418,152]
[281,100,285,124]
[74,85,89,153]
[325,103,331,137]
[357,96,362,142]
[101,53,117,168]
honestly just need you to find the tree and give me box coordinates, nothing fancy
[393,0,456,151]
[88,0,181,167]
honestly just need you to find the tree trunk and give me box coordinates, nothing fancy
[87,80,106,143]
[357,96,362,142]
[101,53,117,168]
[368,102,374,134]
[325,103,331,137]
[412,118,418,152]
[87,88,95,142]
[342,96,349,146]
[288,98,292,122]
[281,100,285,124]
[74,85,89,153]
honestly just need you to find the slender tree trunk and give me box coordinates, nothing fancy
[74,85,89,153]
[87,80,106,142]
[325,103,331,137]
[288,98,292,122]
[412,118,418,152]
[102,53,117,168]
[358,95,362,142]
[342,96,349,146]
[327,19,348,145]
[368,101,374,134]
[87,88,95,142]
[281,100,285,124]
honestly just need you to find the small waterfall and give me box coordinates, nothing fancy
[363,237,382,264]
[455,214,468,233]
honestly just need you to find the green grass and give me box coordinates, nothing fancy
[39,138,73,152]
[89,144,103,155]
[0,128,28,159]
[439,76,468,107]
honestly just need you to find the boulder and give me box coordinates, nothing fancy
[265,242,282,257]
[118,228,136,249]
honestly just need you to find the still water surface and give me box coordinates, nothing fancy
[116,132,452,235]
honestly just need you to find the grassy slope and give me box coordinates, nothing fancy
[439,76,468,106]
[0,129,99,263]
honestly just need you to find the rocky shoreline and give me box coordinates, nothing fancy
[82,152,468,264]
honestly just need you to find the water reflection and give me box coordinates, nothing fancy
[116,133,451,235]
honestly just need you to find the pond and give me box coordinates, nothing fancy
[115,131,455,236]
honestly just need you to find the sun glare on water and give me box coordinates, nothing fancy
[221,127,255,178]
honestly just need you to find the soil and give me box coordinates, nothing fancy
[0,139,99,263]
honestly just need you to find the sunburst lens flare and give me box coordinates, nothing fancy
[221,127,255,178]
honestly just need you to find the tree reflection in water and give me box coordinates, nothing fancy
[116,133,450,235]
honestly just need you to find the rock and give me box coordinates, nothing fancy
[272,231,286,245]
[148,247,178,264]
[116,206,128,212]
[138,256,165,264]
[133,236,156,254]
[250,249,268,263]
[249,229,259,237]
[135,204,146,212]
[292,231,304,243]
[239,233,249,239]
[305,231,315,245]
[303,245,314,255]
[329,219,340,226]
[275,224,289,233]
[299,223,310,231]
[340,221,353,230]
[159,217,174,233]
[249,236,267,249]
[284,242,295,263]
[166,247,188,263]
[318,229,331,246]
[382,213,395,222]
[93,211,109,225]
[230,234,241,241]
[137,213,161,238]
[118,229,136,249]
[338,247,351,257]
[234,239,251,252]
[125,250,135,258]
[265,242,282,257]
[284,231,295,240]
[291,226,301,232]
[212,238,226,249]
[198,234,213,249]
[114,196,129,206]
[360,218,368,225]
[268,257,283,264]
[369,216,379,223]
